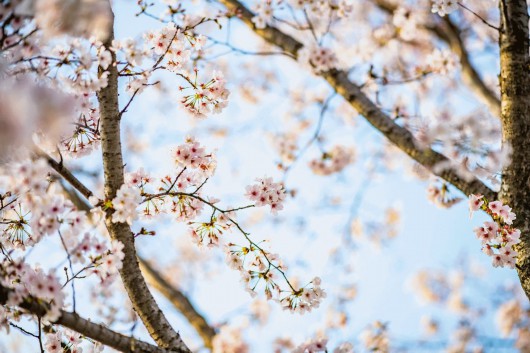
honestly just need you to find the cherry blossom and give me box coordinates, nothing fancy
[469,195,521,268]
[34,0,112,39]
[468,194,484,216]
[392,6,422,41]
[251,1,274,29]
[111,184,142,225]
[431,0,459,16]
[174,136,217,177]
[359,322,390,353]
[299,45,339,73]
[426,182,462,209]
[309,145,355,176]
[333,342,354,353]
[292,337,328,353]
[245,177,286,214]
[45,332,63,353]
[212,325,249,353]
[425,49,460,75]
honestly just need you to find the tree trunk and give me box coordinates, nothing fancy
[97,8,191,352]
[498,0,530,298]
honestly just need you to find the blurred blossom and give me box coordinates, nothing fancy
[34,0,112,40]
[0,78,74,161]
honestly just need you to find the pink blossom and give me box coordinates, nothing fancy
[245,177,286,214]
[488,201,503,216]
[468,194,484,217]
[111,184,142,225]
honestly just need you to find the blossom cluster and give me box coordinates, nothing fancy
[251,0,353,28]
[189,210,234,247]
[174,136,217,178]
[426,181,462,209]
[495,299,530,350]
[245,177,286,214]
[19,38,113,93]
[497,299,523,336]
[0,261,64,321]
[411,107,504,185]
[349,207,401,247]
[163,138,218,220]
[121,139,217,222]
[188,199,324,315]
[469,195,520,268]
[0,79,75,161]
[392,6,422,41]
[1,158,126,282]
[61,98,101,158]
[308,145,355,175]
[3,160,67,247]
[111,184,142,225]
[299,45,338,73]
[212,325,250,353]
[224,243,286,297]
[360,321,390,353]
[293,338,354,353]
[251,1,274,29]
[279,277,326,314]
[425,49,460,76]
[290,0,353,15]
[410,269,469,314]
[45,328,104,353]
[134,151,320,315]
[145,23,190,61]
[0,7,113,159]
[271,132,299,164]
[292,338,328,353]
[111,37,146,68]
[116,22,230,118]
[431,0,459,16]
[90,239,125,281]
[35,0,112,40]
[180,70,230,118]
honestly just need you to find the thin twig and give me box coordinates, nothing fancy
[58,230,76,313]
[457,2,501,32]
[282,93,337,181]
[37,317,45,353]
[9,322,38,338]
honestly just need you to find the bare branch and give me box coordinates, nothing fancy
[457,2,501,32]
[219,0,497,201]
[139,259,217,350]
[35,148,93,199]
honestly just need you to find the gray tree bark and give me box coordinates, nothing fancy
[498,0,530,299]
[96,9,191,352]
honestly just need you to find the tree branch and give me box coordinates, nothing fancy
[433,17,501,118]
[139,259,217,350]
[43,153,217,351]
[373,0,501,118]
[219,0,497,200]
[35,147,93,199]
[0,283,171,353]
[497,0,530,299]
[96,7,191,352]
